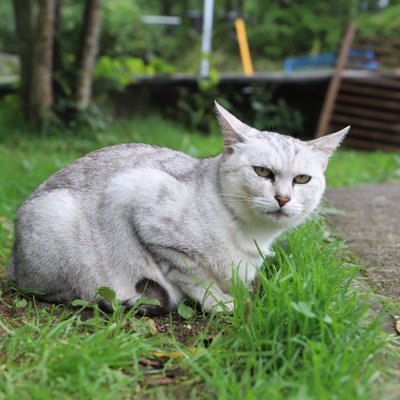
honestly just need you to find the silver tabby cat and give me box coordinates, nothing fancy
[8,102,349,314]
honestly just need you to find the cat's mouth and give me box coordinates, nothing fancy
[265,210,289,219]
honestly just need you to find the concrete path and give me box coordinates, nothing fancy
[326,183,400,303]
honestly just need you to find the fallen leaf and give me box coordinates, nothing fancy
[140,359,163,369]
[145,318,158,336]
[396,319,400,334]
[187,347,206,355]
[152,351,183,359]
[145,377,175,385]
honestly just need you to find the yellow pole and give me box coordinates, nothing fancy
[235,18,254,76]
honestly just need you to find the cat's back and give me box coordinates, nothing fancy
[32,143,201,195]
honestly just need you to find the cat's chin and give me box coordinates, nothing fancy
[265,210,289,222]
[263,210,299,226]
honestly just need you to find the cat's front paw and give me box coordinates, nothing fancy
[208,297,234,314]
[263,249,275,258]
[213,301,234,314]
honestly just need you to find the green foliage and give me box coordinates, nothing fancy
[357,3,400,38]
[177,301,196,320]
[247,86,304,135]
[174,83,304,135]
[101,0,147,57]
[0,2,15,53]
[95,56,175,89]
[175,88,221,133]
[2,0,400,78]
[327,150,400,187]
[188,221,397,399]
[243,1,351,58]
[96,286,117,305]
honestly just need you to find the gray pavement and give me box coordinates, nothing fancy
[326,183,400,303]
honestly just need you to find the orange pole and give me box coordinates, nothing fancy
[235,18,254,76]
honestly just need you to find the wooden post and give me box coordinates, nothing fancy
[315,23,356,138]
[235,18,254,76]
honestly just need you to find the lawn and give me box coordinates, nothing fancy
[0,115,399,399]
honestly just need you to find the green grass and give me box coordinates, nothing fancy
[0,114,399,399]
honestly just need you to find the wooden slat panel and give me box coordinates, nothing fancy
[345,63,375,70]
[340,82,400,100]
[330,124,400,144]
[316,23,400,148]
[344,76,400,90]
[375,58,400,67]
[332,114,400,133]
[336,93,400,111]
[334,104,400,122]
[351,44,400,57]
[343,137,400,151]
[355,36,400,47]
[351,41,400,56]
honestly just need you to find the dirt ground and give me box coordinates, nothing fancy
[326,182,400,333]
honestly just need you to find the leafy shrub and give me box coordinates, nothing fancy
[357,3,400,38]
[173,83,303,136]
[95,56,175,90]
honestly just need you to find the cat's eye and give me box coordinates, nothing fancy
[254,166,274,179]
[293,175,311,184]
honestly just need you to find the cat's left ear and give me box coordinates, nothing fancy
[307,126,350,169]
[214,101,251,154]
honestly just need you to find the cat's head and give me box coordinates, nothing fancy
[215,101,349,228]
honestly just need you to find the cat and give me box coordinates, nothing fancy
[7,102,349,315]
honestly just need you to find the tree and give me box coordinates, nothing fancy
[75,0,102,110]
[12,0,103,129]
[28,0,56,127]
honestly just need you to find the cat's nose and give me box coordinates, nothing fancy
[275,195,291,207]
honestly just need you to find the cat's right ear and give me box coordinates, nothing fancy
[214,101,249,154]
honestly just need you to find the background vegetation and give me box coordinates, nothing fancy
[3,0,400,73]
[2,0,400,133]
[1,1,400,85]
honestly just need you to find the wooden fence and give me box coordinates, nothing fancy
[315,23,400,151]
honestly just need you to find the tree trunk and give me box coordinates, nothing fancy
[12,0,34,120]
[29,0,56,128]
[75,0,102,110]
[52,0,64,102]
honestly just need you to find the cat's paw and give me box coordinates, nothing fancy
[263,249,275,258]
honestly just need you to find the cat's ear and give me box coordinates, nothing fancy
[214,101,250,154]
[307,126,350,169]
